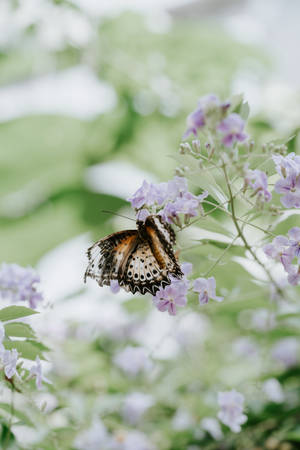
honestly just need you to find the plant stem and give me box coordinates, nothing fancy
[222,162,284,297]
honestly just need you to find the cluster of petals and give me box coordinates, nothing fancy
[217,390,247,433]
[217,113,248,148]
[263,227,300,285]
[183,94,247,148]
[244,167,272,203]
[0,263,43,309]
[193,276,223,305]
[273,153,300,208]
[152,262,192,316]
[128,176,208,225]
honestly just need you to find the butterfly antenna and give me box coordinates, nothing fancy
[100,209,136,222]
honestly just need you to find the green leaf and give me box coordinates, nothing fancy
[0,403,34,427]
[239,101,250,120]
[4,322,36,339]
[4,340,46,361]
[0,306,38,322]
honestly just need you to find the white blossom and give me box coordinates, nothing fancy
[122,392,154,424]
[114,346,152,376]
[217,390,247,433]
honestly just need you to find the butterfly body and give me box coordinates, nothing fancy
[84,215,183,295]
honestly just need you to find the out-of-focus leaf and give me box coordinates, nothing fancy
[0,403,34,427]
[4,340,47,360]
[0,306,38,322]
[4,322,36,339]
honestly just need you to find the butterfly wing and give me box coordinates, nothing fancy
[144,216,182,280]
[84,230,138,287]
[120,239,171,295]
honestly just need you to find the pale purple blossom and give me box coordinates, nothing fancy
[263,231,300,285]
[114,346,152,376]
[1,348,18,379]
[74,419,109,450]
[160,190,208,224]
[152,279,188,316]
[262,378,284,404]
[217,390,247,433]
[271,338,299,368]
[183,94,224,139]
[244,168,272,202]
[217,113,248,148]
[272,153,300,178]
[152,263,191,315]
[128,180,167,209]
[274,172,300,208]
[287,227,300,259]
[29,356,52,389]
[136,208,150,222]
[110,280,120,294]
[201,417,224,440]
[0,263,43,309]
[193,277,223,305]
[122,392,154,424]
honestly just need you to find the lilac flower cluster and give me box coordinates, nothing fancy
[114,346,152,377]
[128,176,208,225]
[0,263,43,309]
[152,263,191,315]
[153,263,223,315]
[264,227,300,285]
[217,390,247,433]
[183,94,248,148]
[273,153,300,208]
[244,167,272,203]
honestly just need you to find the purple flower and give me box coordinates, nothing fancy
[122,392,154,424]
[152,279,188,316]
[217,390,247,433]
[272,153,300,178]
[263,236,293,271]
[160,190,208,224]
[217,113,248,147]
[110,280,120,294]
[0,263,43,309]
[128,181,167,209]
[29,356,52,389]
[114,346,152,376]
[286,264,300,285]
[183,108,205,139]
[1,348,18,379]
[183,94,222,139]
[193,277,223,305]
[287,227,300,259]
[166,176,188,201]
[244,168,272,202]
[136,208,150,222]
[274,172,300,208]
[271,338,299,368]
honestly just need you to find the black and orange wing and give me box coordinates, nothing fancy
[84,230,138,287]
[144,216,182,280]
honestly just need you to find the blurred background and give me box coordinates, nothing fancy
[1,0,300,449]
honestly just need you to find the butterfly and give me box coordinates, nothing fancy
[84,215,183,295]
